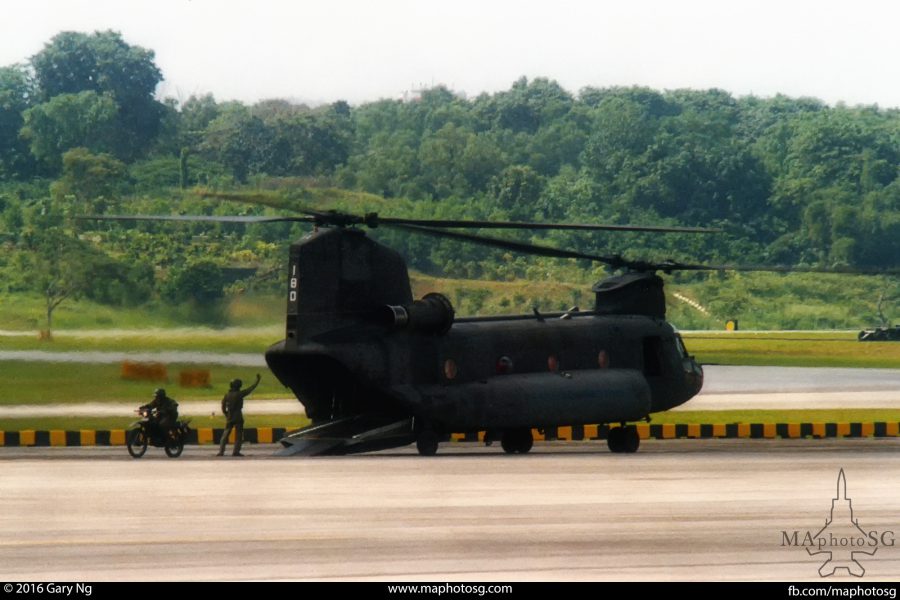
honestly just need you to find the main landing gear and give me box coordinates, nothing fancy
[414,424,639,455]
[500,428,533,454]
[416,430,440,456]
[607,425,640,453]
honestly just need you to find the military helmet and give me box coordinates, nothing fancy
[153,388,166,399]
[230,379,242,390]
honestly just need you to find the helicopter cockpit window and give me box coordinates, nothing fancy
[675,335,688,358]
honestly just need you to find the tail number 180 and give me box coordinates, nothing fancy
[289,264,298,302]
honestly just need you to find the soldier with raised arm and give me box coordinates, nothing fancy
[217,374,261,457]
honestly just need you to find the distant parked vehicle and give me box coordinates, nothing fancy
[858,326,900,342]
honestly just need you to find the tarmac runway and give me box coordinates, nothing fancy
[1,440,899,581]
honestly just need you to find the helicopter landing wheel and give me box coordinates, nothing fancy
[607,426,640,454]
[416,430,439,456]
[501,428,534,454]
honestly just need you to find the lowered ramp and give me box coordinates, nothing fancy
[277,415,416,456]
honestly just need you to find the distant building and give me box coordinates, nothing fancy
[398,84,467,103]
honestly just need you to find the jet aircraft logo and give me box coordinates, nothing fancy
[781,469,894,577]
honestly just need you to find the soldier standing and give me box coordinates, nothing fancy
[217,374,261,457]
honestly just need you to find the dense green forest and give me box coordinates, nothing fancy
[0,31,898,330]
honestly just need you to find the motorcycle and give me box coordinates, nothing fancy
[127,406,191,458]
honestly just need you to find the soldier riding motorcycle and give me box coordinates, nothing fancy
[127,388,191,458]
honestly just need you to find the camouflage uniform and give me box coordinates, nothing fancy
[143,390,178,434]
[218,374,261,456]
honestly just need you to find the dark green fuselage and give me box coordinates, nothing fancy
[265,228,703,447]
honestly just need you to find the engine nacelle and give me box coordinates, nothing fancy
[379,293,455,335]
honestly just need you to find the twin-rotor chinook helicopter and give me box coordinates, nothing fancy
[86,206,898,456]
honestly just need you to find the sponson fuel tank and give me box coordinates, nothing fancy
[393,368,651,431]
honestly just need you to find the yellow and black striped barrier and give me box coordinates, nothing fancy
[1,423,899,447]
[450,422,900,442]
[0,427,289,447]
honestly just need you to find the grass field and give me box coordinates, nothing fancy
[0,414,310,432]
[682,331,900,368]
[0,362,287,404]
[0,326,282,353]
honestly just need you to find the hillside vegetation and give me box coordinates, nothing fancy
[0,31,898,331]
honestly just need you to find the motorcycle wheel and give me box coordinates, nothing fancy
[164,435,184,458]
[127,428,148,458]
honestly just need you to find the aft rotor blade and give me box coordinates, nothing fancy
[77,214,314,224]
[298,211,722,233]
[377,217,721,233]
[390,224,900,276]
[389,224,635,268]
[664,262,900,276]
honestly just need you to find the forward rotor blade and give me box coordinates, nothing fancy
[195,191,723,233]
[77,213,897,276]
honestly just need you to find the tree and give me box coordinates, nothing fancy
[489,165,545,220]
[0,65,35,178]
[173,93,220,151]
[30,30,164,161]
[166,260,225,304]
[486,77,574,134]
[201,103,279,181]
[417,123,471,198]
[287,108,353,175]
[20,91,119,170]
[27,228,93,333]
[50,147,127,214]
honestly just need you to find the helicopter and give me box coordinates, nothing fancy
[84,208,900,456]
